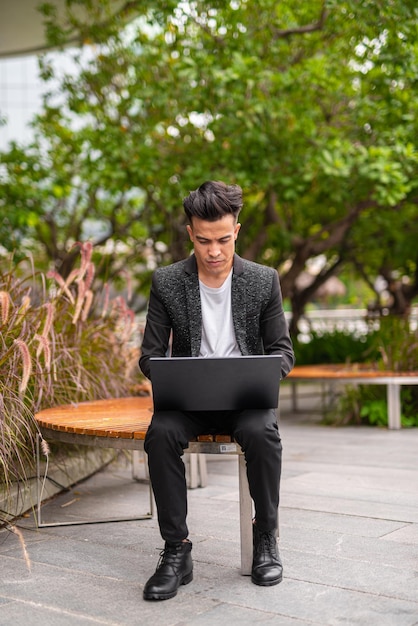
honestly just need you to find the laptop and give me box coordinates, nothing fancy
[149,354,282,412]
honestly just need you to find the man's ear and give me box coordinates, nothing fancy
[234,222,241,239]
[186,224,193,241]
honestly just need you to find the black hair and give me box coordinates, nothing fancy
[183,181,243,222]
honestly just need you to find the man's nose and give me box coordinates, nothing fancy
[208,244,220,257]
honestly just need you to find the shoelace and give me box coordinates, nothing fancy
[156,544,183,570]
[256,531,276,555]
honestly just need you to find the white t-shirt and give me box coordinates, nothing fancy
[199,270,241,357]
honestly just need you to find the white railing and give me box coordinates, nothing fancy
[135,307,418,345]
[286,307,418,339]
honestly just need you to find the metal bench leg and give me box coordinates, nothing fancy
[238,453,253,575]
[291,381,298,412]
[188,453,199,489]
[35,436,153,527]
[132,449,147,480]
[387,383,401,429]
[132,450,154,517]
[185,453,208,489]
[198,453,208,487]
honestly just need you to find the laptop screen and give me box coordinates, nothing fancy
[150,355,282,412]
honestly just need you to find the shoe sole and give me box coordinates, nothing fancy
[143,571,193,601]
[251,574,283,587]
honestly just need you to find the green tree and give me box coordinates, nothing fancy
[1,0,417,328]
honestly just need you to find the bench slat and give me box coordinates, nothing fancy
[35,397,233,443]
[288,364,418,379]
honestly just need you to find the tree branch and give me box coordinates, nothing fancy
[281,199,376,297]
[242,189,280,261]
[272,5,328,39]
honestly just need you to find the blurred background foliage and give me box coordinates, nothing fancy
[293,316,418,427]
[0,243,140,505]
[0,0,417,335]
[0,0,417,475]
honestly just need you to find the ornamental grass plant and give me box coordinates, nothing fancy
[305,316,418,427]
[348,315,418,427]
[0,243,140,523]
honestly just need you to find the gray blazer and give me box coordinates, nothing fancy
[139,254,294,380]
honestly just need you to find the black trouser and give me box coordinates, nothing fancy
[144,408,282,543]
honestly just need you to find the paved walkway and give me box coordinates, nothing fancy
[1,395,417,625]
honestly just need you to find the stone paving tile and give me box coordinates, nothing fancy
[1,414,418,626]
[189,563,418,626]
[1,534,150,583]
[278,507,408,538]
[282,544,418,602]
[177,602,315,625]
[381,524,418,544]
[280,491,418,523]
[283,471,417,507]
[0,554,220,626]
[0,601,110,626]
[282,523,418,568]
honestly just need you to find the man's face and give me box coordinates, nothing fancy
[187,214,241,285]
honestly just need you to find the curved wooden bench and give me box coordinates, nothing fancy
[286,364,418,429]
[35,396,253,575]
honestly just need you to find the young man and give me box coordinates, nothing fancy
[139,180,294,601]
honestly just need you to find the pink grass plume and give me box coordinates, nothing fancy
[0,290,10,324]
[14,339,32,394]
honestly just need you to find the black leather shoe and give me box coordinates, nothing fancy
[251,525,283,586]
[143,540,193,601]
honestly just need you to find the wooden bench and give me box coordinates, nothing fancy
[286,364,418,429]
[34,396,253,575]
